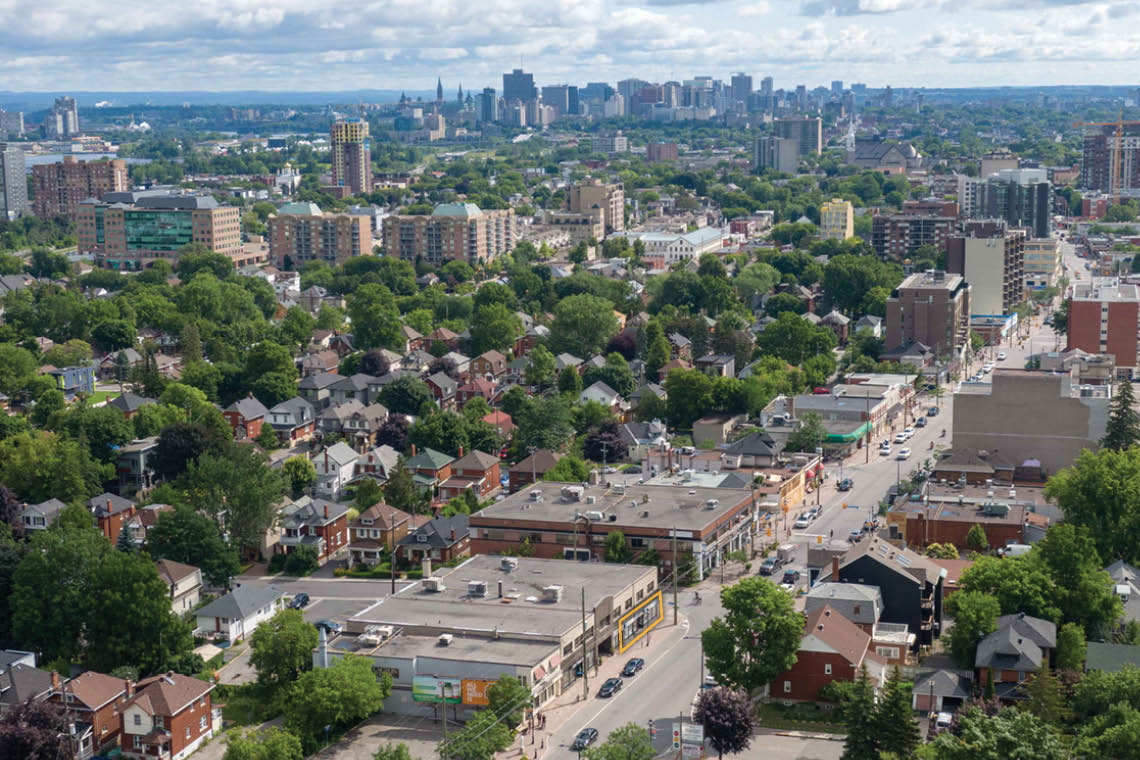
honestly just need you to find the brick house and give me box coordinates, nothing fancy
[155,559,202,616]
[425,327,460,351]
[353,444,401,483]
[425,372,458,411]
[120,672,217,760]
[348,502,419,565]
[87,493,136,544]
[456,377,497,406]
[277,498,350,564]
[405,446,455,490]
[770,605,884,702]
[49,670,130,755]
[438,449,502,501]
[223,396,269,440]
[108,392,156,420]
[268,397,316,446]
[975,613,1056,700]
[300,349,340,377]
[514,324,550,357]
[482,410,516,438]
[396,514,471,564]
[470,350,508,380]
[507,449,562,493]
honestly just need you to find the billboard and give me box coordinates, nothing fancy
[460,678,493,706]
[617,590,663,653]
[412,675,462,703]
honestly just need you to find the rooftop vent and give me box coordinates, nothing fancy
[542,585,564,603]
[438,633,453,646]
[423,577,445,592]
[468,580,488,598]
[500,557,519,572]
[529,489,543,501]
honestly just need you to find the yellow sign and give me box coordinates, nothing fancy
[617,590,663,653]
[461,678,493,706]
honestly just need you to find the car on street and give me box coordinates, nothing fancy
[837,477,853,491]
[997,351,1007,361]
[812,386,830,394]
[598,677,623,698]
[782,569,801,584]
[983,362,994,373]
[928,406,939,416]
[758,556,782,575]
[896,447,911,460]
[903,427,915,439]
[314,619,342,635]
[602,466,617,474]
[621,658,645,677]
[779,582,796,594]
[793,515,811,529]
[915,417,927,428]
[288,593,310,610]
[572,728,599,751]
[625,465,642,474]
[893,432,907,444]
[879,444,891,456]
[848,529,863,543]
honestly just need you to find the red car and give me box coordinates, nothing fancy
[812,387,830,395]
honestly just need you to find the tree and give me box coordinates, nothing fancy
[469,303,522,354]
[280,307,316,347]
[756,312,837,365]
[1079,701,1140,759]
[954,556,1059,624]
[966,523,988,552]
[92,318,136,352]
[582,723,655,760]
[550,294,619,358]
[0,431,103,504]
[283,655,390,751]
[378,376,435,416]
[557,366,582,395]
[179,446,288,553]
[583,421,629,463]
[928,707,1065,760]
[373,743,416,760]
[115,523,137,553]
[664,369,714,430]
[1102,380,1140,450]
[250,609,319,687]
[0,698,70,760]
[0,344,38,395]
[359,349,392,378]
[486,673,531,733]
[543,456,591,483]
[154,421,228,481]
[604,531,634,563]
[701,577,803,691]
[1056,622,1087,670]
[1034,523,1122,636]
[146,505,240,588]
[251,372,297,408]
[223,727,304,760]
[840,666,878,760]
[285,545,320,576]
[384,459,425,513]
[353,478,385,509]
[784,411,827,453]
[874,667,920,758]
[439,709,513,760]
[1022,667,1066,726]
[524,345,556,387]
[693,687,753,760]
[376,416,410,451]
[282,456,317,498]
[944,591,1001,668]
[349,283,403,350]
[1046,447,1140,566]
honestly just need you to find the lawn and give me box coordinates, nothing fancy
[756,702,846,734]
[216,683,280,727]
[87,390,116,405]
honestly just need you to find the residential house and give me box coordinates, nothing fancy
[119,672,217,760]
[769,605,883,702]
[618,419,668,461]
[854,315,883,339]
[692,415,743,447]
[482,410,517,438]
[1085,642,1140,673]
[425,327,460,351]
[116,437,159,497]
[401,349,435,374]
[97,348,143,382]
[328,373,377,407]
[49,670,130,755]
[88,492,136,544]
[396,514,471,564]
[580,381,627,416]
[121,504,173,547]
[976,613,1056,699]
[457,377,497,406]
[155,559,202,616]
[314,442,360,501]
[108,391,155,419]
[300,349,340,377]
[278,497,350,564]
[630,383,666,408]
[804,583,884,634]
[405,446,455,490]
[556,353,583,373]
[438,449,502,501]
[353,444,401,484]
[471,350,508,380]
[508,449,563,493]
[912,670,973,713]
[696,354,735,378]
[399,325,424,354]
[668,333,692,360]
[441,352,471,380]
[45,364,96,401]
[1107,560,1140,623]
[19,498,67,534]
[268,397,316,446]
[343,402,388,451]
[425,372,458,410]
[298,371,340,410]
[721,432,783,469]
[317,399,365,440]
[194,585,284,644]
[223,396,269,440]
[348,503,418,565]
[514,324,550,356]
[153,354,183,379]
[328,333,354,357]
[0,653,53,715]
[820,311,851,344]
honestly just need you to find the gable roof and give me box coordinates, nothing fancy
[976,625,1043,672]
[109,392,156,413]
[820,538,947,586]
[0,663,54,708]
[454,450,500,471]
[406,447,455,471]
[331,372,377,392]
[1086,641,1140,673]
[65,670,128,711]
[155,559,199,586]
[196,585,283,621]
[282,498,350,528]
[476,350,506,364]
[724,432,781,457]
[801,605,869,667]
[995,613,1056,650]
[581,381,620,402]
[398,514,469,549]
[269,396,315,425]
[353,502,414,531]
[317,442,359,468]
[913,669,972,700]
[427,372,458,395]
[226,395,269,419]
[129,673,212,716]
[510,449,562,475]
[87,492,134,517]
[298,371,342,391]
[22,498,67,521]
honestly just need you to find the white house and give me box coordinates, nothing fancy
[194,585,284,644]
[314,442,359,501]
[630,227,725,269]
[155,559,203,616]
[579,381,628,415]
[19,498,67,533]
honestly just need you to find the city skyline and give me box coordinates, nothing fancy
[4,0,1140,92]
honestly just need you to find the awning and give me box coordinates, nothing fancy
[826,421,871,443]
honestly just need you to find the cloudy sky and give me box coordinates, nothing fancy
[4,0,1140,92]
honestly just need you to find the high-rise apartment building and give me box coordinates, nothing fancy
[502,69,537,103]
[884,270,971,356]
[957,169,1052,238]
[1068,278,1140,376]
[831,80,844,94]
[77,192,242,270]
[32,156,128,219]
[773,117,822,156]
[541,85,571,116]
[730,73,752,102]
[647,143,679,163]
[760,77,774,96]
[329,119,372,196]
[566,179,625,235]
[591,132,628,155]
[820,198,854,240]
[870,213,957,260]
[0,144,29,220]
[1081,123,1140,193]
[754,136,799,173]
[0,109,24,137]
[1023,237,1061,290]
[946,221,1025,317]
[795,85,807,109]
[383,203,515,265]
[267,201,370,268]
[47,97,79,138]
[479,88,498,124]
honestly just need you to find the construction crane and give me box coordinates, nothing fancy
[1075,110,1140,205]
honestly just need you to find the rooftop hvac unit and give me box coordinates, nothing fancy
[585,510,604,522]
[640,510,650,518]
[438,633,454,646]
[529,489,543,501]
[682,469,694,482]
[423,577,445,592]
[500,557,519,572]
[609,514,617,522]
[468,580,488,597]
[585,496,597,504]
[612,485,625,495]
[705,499,720,510]
[562,486,585,502]
[542,585,564,602]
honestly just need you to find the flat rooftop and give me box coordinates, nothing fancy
[897,271,964,291]
[474,482,752,533]
[890,499,1026,525]
[332,631,555,667]
[1073,279,1140,302]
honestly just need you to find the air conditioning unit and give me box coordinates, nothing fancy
[542,585,564,603]
[612,485,625,495]
[705,499,720,510]
[640,510,650,518]
[500,557,519,572]
[585,495,596,504]
[423,577,445,592]
[529,489,543,501]
[468,580,488,598]
[438,633,454,646]
[562,486,585,502]
[585,510,604,522]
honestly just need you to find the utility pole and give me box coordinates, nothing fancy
[389,521,396,594]
[581,587,590,699]
[672,526,679,625]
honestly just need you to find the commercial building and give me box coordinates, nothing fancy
[267,201,370,268]
[47,96,79,138]
[566,179,624,235]
[330,119,372,196]
[336,556,660,715]
[957,169,1052,238]
[0,143,29,220]
[946,222,1025,316]
[0,109,23,137]
[979,149,1019,178]
[820,198,854,240]
[953,369,1110,475]
[754,135,800,173]
[884,270,971,357]
[503,68,537,103]
[1082,122,1140,193]
[469,482,761,581]
[730,72,753,102]
[887,497,1027,552]
[870,213,957,260]
[1023,237,1061,290]
[32,156,128,219]
[77,193,243,270]
[382,202,515,265]
[647,142,679,162]
[629,226,725,269]
[591,132,629,155]
[479,88,498,123]
[1067,278,1140,375]
[773,117,822,156]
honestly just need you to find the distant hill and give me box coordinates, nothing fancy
[0,90,435,110]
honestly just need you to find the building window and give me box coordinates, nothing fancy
[783,681,791,693]
[200,716,207,730]
[186,727,191,740]
[824,664,832,675]
[134,714,141,726]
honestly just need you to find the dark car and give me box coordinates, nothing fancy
[572,728,599,751]
[625,465,642,474]
[621,658,645,677]
[781,569,801,584]
[927,406,939,417]
[758,557,781,576]
[598,677,623,698]
[915,417,927,428]
[837,478,853,491]
[314,619,342,635]
[848,529,864,543]
[288,592,310,610]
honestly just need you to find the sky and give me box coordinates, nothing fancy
[4,0,1140,93]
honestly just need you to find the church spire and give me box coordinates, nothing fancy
[436,77,444,103]
[457,83,463,103]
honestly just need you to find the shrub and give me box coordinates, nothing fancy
[284,546,319,576]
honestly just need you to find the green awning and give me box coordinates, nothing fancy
[825,421,871,443]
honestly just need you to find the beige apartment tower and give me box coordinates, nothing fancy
[566,179,624,236]
[383,202,515,265]
[330,119,372,195]
[820,198,854,240]
[885,270,971,356]
[268,202,371,268]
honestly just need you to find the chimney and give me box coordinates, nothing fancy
[411,444,417,456]
[107,498,113,512]
[324,504,329,519]
[324,451,329,471]
[318,626,329,668]
[450,528,456,541]
[832,556,840,581]
[458,446,464,458]
[125,679,134,697]
[422,557,432,577]
[498,580,503,598]
[51,671,61,691]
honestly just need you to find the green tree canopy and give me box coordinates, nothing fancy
[283,655,391,752]
[250,609,319,687]
[146,504,241,588]
[701,576,803,691]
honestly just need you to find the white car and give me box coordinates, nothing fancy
[779,582,796,594]
[893,432,907,444]
[983,363,995,373]
[896,447,911,460]
[793,516,811,529]
[997,351,1007,361]
[879,444,891,456]
[903,427,915,439]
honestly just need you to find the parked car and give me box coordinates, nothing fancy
[314,619,342,635]
[848,529,864,543]
[288,593,310,610]
[928,406,939,416]
[779,582,796,594]
[625,465,642,474]
[997,351,1007,361]
[782,569,801,584]
[915,417,927,428]
[893,432,907,444]
[896,447,911,460]
[793,515,811,529]
[837,478,854,491]
[758,556,782,575]
[573,728,599,751]
[879,444,891,456]
[812,386,830,394]
[903,427,915,439]
[621,658,645,677]
[598,678,623,698]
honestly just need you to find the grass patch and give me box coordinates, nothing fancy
[87,390,116,405]
[756,702,846,734]
[215,683,281,727]
[336,562,393,579]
